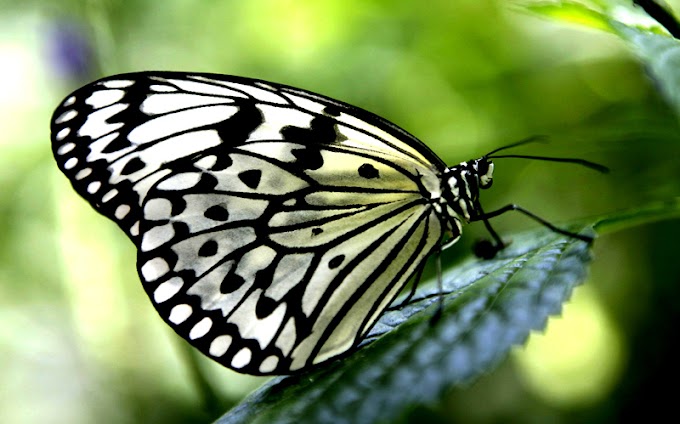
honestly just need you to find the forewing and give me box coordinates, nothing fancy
[51,72,444,244]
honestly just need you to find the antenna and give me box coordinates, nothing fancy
[484,136,609,174]
[483,135,548,156]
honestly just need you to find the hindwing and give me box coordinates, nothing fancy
[138,145,443,373]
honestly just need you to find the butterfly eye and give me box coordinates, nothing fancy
[476,160,494,189]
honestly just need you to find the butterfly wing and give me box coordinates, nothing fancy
[51,72,447,374]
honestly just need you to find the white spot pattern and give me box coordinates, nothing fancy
[153,276,184,303]
[231,348,252,369]
[55,109,77,124]
[189,317,213,340]
[209,335,233,357]
[168,304,193,324]
[140,257,170,282]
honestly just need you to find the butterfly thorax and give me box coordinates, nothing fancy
[435,158,495,249]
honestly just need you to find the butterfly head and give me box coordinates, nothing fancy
[475,157,495,189]
[440,157,495,223]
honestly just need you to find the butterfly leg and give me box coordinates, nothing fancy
[472,203,594,244]
[430,247,444,324]
[389,260,427,310]
[473,204,508,259]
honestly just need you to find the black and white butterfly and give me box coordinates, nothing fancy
[50,72,604,375]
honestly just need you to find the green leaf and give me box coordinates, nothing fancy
[522,1,614,32]
[594,197,680,234]
[214,199,680,423]
[612,21,680,115]
[522,1,680,116]
[217,226,594,424]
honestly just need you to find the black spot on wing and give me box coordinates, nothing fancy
[170,197,187,216]
[238,169,262,189]
[198,239,218,257]
[120,157,145,175]
[210,154,233,171]
[215,103,264,145]
[328,254,345,269]
[190,152,233,172]
[101,135,133,154]
[281,115,337,145]
[311,227,323,236]
[255,296,277,319]
[220,271,245,294]
[204,205,229,221]
[358,163,380,179]
[291,146,324,171]
[192,172,219,191]
[324,105,341,116]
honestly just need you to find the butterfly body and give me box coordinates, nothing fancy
[51,72,497,374]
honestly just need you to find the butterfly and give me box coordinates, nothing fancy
[50,72,605,375]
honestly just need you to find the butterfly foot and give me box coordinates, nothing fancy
[429,304,443,325]
[473,238,511,259]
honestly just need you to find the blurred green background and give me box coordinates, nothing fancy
[1,0,679,423]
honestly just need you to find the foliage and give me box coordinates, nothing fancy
[221,225,596,423]
[216,198,679,423]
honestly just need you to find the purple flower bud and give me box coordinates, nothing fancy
[45,21,94,81]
